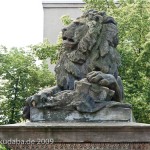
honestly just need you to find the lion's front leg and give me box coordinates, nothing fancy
[23,86,62,119]
[30,86,62,107]
[87,71,122,102]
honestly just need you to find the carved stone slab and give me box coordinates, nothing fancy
[30,107,133,122]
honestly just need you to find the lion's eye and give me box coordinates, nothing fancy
[74,21,84,26]
[62,28,67,32]
[74,22,80,25]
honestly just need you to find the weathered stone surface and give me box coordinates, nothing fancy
[30,107,133,122]
[0,122,150,143]
[7,143,150,150]
[23,10,132,122]
[1,123,150,149]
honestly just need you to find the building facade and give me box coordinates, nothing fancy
[42,0,85,44]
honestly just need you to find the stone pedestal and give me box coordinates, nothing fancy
[30,106,133,122]
[0,122,150,150]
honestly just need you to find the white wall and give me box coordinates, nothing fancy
[42,1,84,44]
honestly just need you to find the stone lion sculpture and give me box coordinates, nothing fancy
[24,10,131,121]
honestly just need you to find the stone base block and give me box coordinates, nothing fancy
[0,122,150,150]
[30,107,133,122]
[7,143,150,150]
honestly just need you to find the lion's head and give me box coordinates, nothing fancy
[61,10,120,75]
[62,10,118,50]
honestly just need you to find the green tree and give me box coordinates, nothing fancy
[30,39,61,64]
[83,0,150,123]
[0,46,55,124]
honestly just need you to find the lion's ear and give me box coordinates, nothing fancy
[103,16,117,25]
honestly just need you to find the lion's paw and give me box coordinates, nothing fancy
[87,71,116,87]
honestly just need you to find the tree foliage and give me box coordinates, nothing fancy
[0,46,55,124]
[83,0,150,123]
[61,15,73,26]
[30,40,61,64]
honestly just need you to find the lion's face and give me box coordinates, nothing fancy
[62,18,89,49]
[61,11,105,51]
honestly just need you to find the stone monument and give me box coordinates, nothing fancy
[23,10,132,122]
[1,10,150,150]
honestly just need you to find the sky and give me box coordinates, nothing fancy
[0,0,84,48]
[0,0,43,48]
